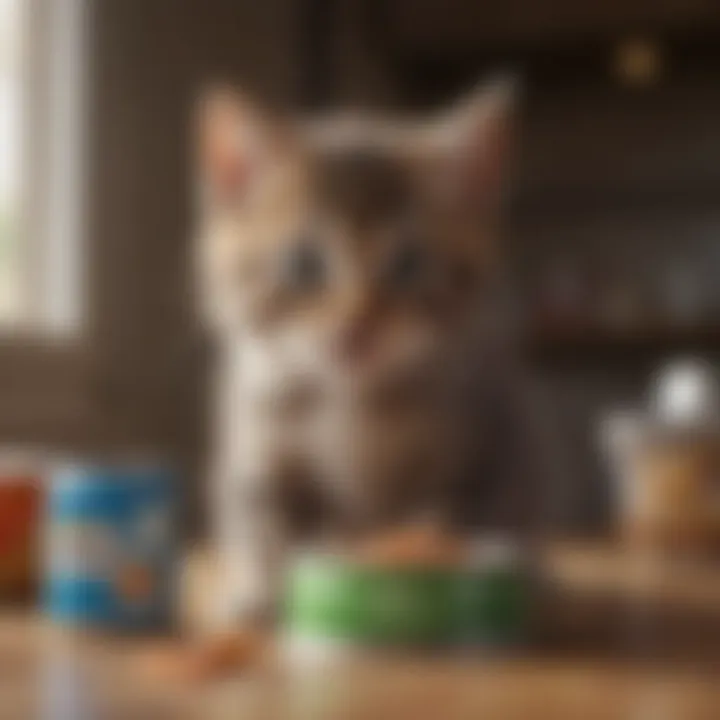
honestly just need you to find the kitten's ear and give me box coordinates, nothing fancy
[196,87,283,206]
[436,77,518,214]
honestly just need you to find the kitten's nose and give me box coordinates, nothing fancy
[336,322,371,363]
[334,306,378,364]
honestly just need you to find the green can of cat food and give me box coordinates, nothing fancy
[283,538,530,653]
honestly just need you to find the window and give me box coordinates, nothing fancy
[0,0,84,334]
[0,0,22,323]
[0,0,88,437]
[0,1,192,444]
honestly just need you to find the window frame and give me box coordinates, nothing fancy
[0,0,92,442]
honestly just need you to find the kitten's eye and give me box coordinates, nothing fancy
[383,241,427,290]
[282,238,326,292]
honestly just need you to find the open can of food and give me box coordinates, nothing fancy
[283,535,531,658]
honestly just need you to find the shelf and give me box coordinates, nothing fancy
[527,325,720,366]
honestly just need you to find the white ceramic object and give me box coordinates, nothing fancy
[649,358,720,427]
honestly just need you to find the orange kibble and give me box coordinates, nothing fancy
[355,524,463,566]
[139,630,265,685]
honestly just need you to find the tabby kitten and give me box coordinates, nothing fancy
[197,80,542,627]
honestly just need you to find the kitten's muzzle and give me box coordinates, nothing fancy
[333,310,379,366]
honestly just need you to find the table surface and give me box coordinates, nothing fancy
[3,543,720,720]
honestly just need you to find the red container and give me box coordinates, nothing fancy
[0,456,42,601]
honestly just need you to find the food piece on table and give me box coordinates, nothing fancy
[354,523,463,566]
[139,630,266,684]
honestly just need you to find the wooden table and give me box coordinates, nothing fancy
[2,543,720,719]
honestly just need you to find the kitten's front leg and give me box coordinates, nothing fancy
[213,463,289,631]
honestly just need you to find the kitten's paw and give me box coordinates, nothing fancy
[138,629,267,684]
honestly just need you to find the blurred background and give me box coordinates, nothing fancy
[2,0,720,715]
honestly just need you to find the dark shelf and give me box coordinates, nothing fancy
[528,325,720,366]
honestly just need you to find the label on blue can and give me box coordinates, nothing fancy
[45,463,176,632]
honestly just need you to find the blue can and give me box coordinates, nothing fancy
[45,463,177,632]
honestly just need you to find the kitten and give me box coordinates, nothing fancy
[196,80,547,628]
